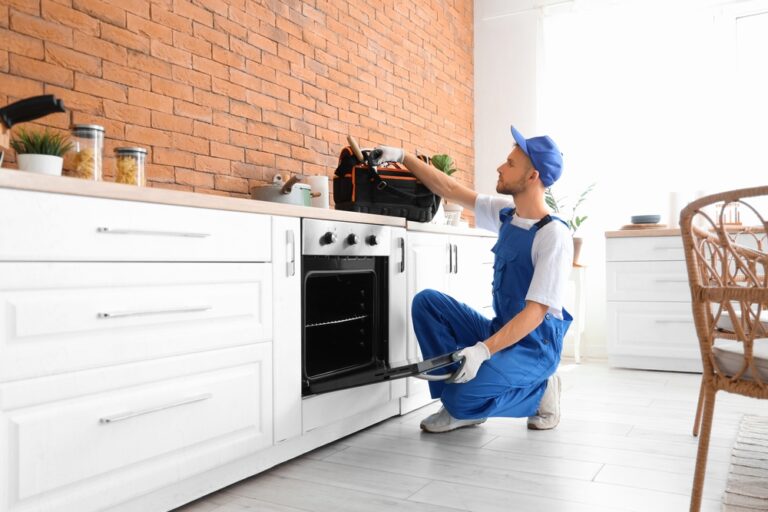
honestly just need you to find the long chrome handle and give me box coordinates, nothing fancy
[97,227,211,238]
[286,229,296,277]
[99,393,213,424]
[453,244,458,274]
[401,238,406,273]
[655,319,693,324]
[97,305,212,319]
[654,278,688,283]
[653,246,680,250]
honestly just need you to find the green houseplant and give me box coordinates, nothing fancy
[431,153,462,225]
[545,183,596,265]
[10,127,72,176]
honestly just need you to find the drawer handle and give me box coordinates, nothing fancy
[654,278,688,283]
[655,319,693,324]
[97,227,211,238]
[99,393,213,424]
[97,305,212,319]
[653,246,680,250]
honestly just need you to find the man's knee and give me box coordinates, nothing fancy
[412,288,442,314]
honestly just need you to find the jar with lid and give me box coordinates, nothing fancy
[114,147,147,186]
[69,124,104,180]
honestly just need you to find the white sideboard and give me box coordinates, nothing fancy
[606,231,702,372]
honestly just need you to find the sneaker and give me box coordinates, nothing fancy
[527,374,561,430]
[420,406,486,433]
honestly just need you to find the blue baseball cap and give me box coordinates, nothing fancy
[510,125,563,187]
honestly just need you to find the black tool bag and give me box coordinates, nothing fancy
[333,147,440,222]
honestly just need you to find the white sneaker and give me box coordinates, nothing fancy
[527,374,561,430]
[420,406,486,433]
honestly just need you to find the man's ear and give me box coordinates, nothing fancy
[528,168,540,183]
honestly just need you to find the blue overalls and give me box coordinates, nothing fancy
[411,207,573,419]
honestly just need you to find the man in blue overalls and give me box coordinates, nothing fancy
[371,126,573,432]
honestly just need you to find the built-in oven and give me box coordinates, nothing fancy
[301,218,405,396]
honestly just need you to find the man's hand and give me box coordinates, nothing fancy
[370,146,404,165]
[452,342,490,383]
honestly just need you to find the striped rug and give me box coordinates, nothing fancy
[723,415,768,511]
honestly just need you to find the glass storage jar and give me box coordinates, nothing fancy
[69,124,104,180]
[114,147,147,186]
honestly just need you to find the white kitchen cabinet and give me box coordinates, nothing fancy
[271,216,302,444]
[606,233,702,372]
[0,189,275,512]
[401,230,496,414]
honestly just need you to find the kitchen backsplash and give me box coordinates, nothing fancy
[0,0,475,214]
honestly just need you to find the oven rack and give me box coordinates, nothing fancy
[306,314,369,328]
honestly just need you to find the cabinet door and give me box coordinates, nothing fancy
[449,234,495,318]
[271,217,302,444]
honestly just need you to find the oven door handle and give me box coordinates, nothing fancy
[414,351,466,382]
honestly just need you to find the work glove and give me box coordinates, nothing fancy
[370,146,404,165]
[452,342,491,384]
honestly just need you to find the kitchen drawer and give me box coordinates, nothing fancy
[606,236,684,262]
[606,260,690,301]
[607,301,701,371]
[0,262,272,381]
[1,346,272,508]
[0,189,270,262]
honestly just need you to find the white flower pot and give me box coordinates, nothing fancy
[17,154,64,176]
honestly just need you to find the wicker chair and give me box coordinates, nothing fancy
[680,186,768,512]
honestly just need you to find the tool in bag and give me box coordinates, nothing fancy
[332,136,441,222]
[307,350,466,395]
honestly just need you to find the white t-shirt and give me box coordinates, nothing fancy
[474,194,573,319]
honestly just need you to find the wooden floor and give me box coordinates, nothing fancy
[174,361,768,512]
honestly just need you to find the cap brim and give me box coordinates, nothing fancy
[510,125,528,156]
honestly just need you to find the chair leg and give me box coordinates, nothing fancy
[690,387,716,512]
[693,378,705,437]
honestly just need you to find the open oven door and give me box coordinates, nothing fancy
[304,351,466,395]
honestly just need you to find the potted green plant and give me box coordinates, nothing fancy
[431,153,463,225]
[10,127,72,176]
[545,183,596,265]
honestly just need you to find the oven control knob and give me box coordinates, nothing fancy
[366,235,378,246]
[320,231,336,245]
[346,234,359,245]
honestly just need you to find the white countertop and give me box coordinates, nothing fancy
[0,170,495,237]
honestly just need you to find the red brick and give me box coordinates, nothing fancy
[129,88,174,114]
[211,77,247,102]
[101,23,149,53]
[211,141,244,162]
[175,0,213,27]
[195,155,230,174]
[245,150,276,167]
[193,22,228,48]
[127,13,173,45]
[245,59,276,82]
[174,99,212,122]
[276,128,302,146]
[150,5,192,33]
[229,68,259,91]
[10,54,73,88]
[74,33,127,65]
[193,89,229,111]
[152,111,193,135]
[212,46,245,70]
[153,147,195,167]
[9,11,72,47]
[150,40,191,67]
[127,50,172,79]
[125,125,172,148]
[172,65,211,90]
[261,51,289,74]
[5,1,39,17]
[104,100,151,127]
[175,168,214,187]
[72,0,126,27]
[231,99,262,121]
[75,73,127,102]
[230,130,261,150]
[275,155,301,173]
[193,120,228,143]
[46,85,103,115]
[262,110,289,129]
[0,28,44,59]
[45,44,100,76]
[0,73,43,99]
[0,50,7,72]
[229,38,261,63]
[262,139,291,157]
[275,99,301,119]
[146,163,175,183]
[174,31,212,59]
[192,55,228,79]
[152,76,193,102]
[103,61,150,89]
[231,162,263,180]
[248,31,279,54]
[288,90,314,110]
[213,13,246,39]
[214,174,248,193]
[171,132,209,154]
[42,0,99,36]
[0,5,7,28]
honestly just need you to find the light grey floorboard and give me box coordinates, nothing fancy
[174,361,766,512]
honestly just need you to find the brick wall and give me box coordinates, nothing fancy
[0,0,474,205]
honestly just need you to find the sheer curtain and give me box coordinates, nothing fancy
[539,0,768,234]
